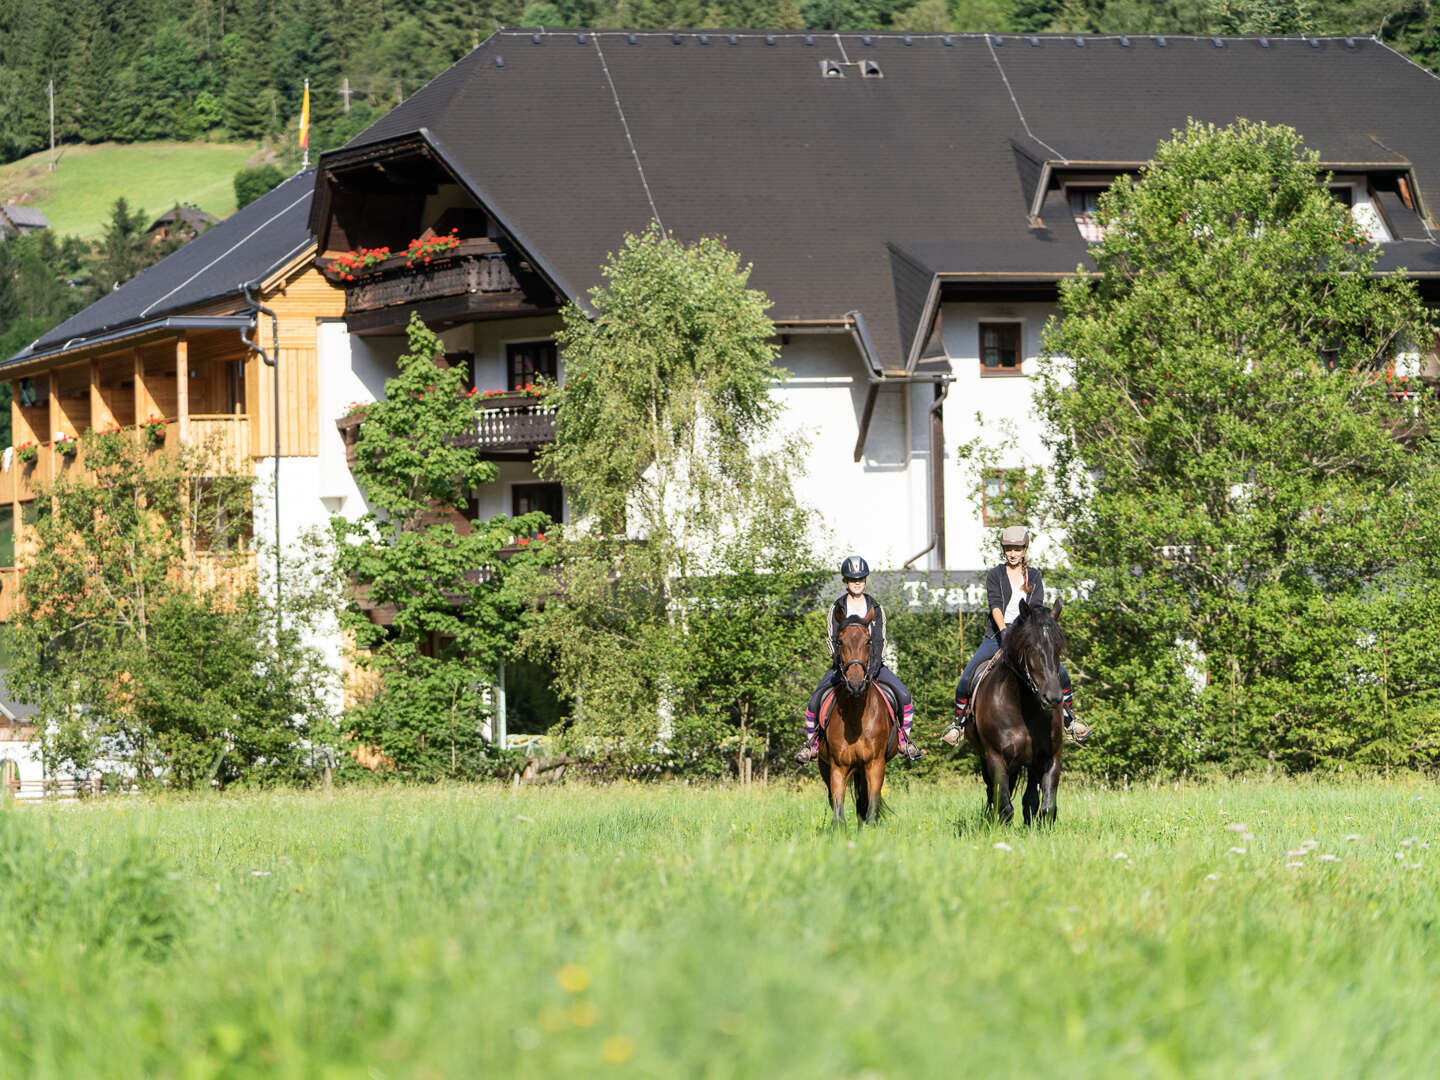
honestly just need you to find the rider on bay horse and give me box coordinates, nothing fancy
[942,525,1092,746]
[796,556,924,764]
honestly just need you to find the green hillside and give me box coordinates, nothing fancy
[0,141,265,238]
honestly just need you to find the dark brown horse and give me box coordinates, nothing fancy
[819,612,897,825]
[966,598,1066,825]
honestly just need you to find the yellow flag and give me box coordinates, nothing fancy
[299,80,310,149]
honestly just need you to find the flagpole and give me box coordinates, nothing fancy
[300,79,310,170]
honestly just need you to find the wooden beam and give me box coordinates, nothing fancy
[90,359,116,432]
[45,371,58,487]
[175,335,190,445]
[7,380,18,565]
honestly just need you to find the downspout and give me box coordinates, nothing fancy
[240,283,282,616]
[903,378,951,569]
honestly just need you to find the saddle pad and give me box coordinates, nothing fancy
[818,685,898,730]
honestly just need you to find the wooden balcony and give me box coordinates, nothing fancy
[322,239,558,333]
[459,394,557,459]
[181,416,252,475]
[338,392,557,465]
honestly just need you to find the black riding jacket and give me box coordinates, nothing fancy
[984,564,1046,641]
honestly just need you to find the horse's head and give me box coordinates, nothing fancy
[836,609,875,697]
[1004,597,1066,710]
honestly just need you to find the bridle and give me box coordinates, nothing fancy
[836,613,876,694]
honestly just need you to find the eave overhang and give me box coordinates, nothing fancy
[310,128,583,316]
[1,315,257,375]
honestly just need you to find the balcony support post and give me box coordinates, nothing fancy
[45,371,58,488]
[176,335,190,445]
[89,359,115,432]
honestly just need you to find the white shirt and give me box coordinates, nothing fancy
[1002,575,1025,627]
[845,595,867,619]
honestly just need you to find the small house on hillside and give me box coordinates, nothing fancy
[0,205,50,238]
[147,204,219,244]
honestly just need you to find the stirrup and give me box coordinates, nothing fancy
[899,737,925,761]
[795,741,820,764]
[941,715,965,747]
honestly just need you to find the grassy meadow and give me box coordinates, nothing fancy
[0,142,263,237]
[1,777,1436,1078]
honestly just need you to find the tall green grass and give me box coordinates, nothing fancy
[0,142,262,238]
[0,778,1435,1077]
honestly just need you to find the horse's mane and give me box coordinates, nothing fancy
[1003,602,1066,668]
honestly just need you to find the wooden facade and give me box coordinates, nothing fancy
[0,258,344,621]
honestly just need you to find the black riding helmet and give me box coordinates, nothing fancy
[840,555,870,581]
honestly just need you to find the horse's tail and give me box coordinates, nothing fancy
[852,771,887,823]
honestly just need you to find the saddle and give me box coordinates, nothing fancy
[972,652,1004,698]
[817,684,901,755]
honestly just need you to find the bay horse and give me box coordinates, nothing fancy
[966,597,1066,825]
[819,611,897,825]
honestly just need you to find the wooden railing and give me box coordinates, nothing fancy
[326,239,523,316]
[337,393,557,465]
[459,394,557,456]
[186,416,252,474]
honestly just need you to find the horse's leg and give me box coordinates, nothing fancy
[853,769,869,824]
[862,754,886,825]
[1022,766,1041,826]
[984,752,1013,824]
[827,761,850,826]
[979,754,996,819]
[1038,753,1061,826]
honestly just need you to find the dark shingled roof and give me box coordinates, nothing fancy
[337,30,1440,366]
[0,205,50,231]
[147,204,221,233]
[6,171,315,366]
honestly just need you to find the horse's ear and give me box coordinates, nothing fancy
[1016,598,1030,621]
[862,607,876,625]
[1052,598,1063,622]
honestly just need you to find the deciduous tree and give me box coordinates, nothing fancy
[1035,118,1440,775]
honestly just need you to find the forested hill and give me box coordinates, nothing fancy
[2,0,1439,167]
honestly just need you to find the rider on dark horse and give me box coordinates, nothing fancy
[796,556,924,764]
[943,526,1093,747]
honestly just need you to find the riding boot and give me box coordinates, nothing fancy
[1062,690,1091,744]
[796,712,821,763]
[898,709,924,760]
[941,700,968,747]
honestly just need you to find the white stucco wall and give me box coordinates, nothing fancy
[939,300,1062,570]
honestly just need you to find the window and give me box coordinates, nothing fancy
[506,341,557,390]
[979,323,1022,375]
[512,483,563,524]
[982,469,1026,526]
[1068,188,1105,242]
[1329,186,1354,208]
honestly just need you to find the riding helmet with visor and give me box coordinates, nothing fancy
[840,555,870,581]
[999,526,1031,549]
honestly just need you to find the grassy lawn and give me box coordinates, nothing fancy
[0,142,265,238]
[0,777,1435,1078]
